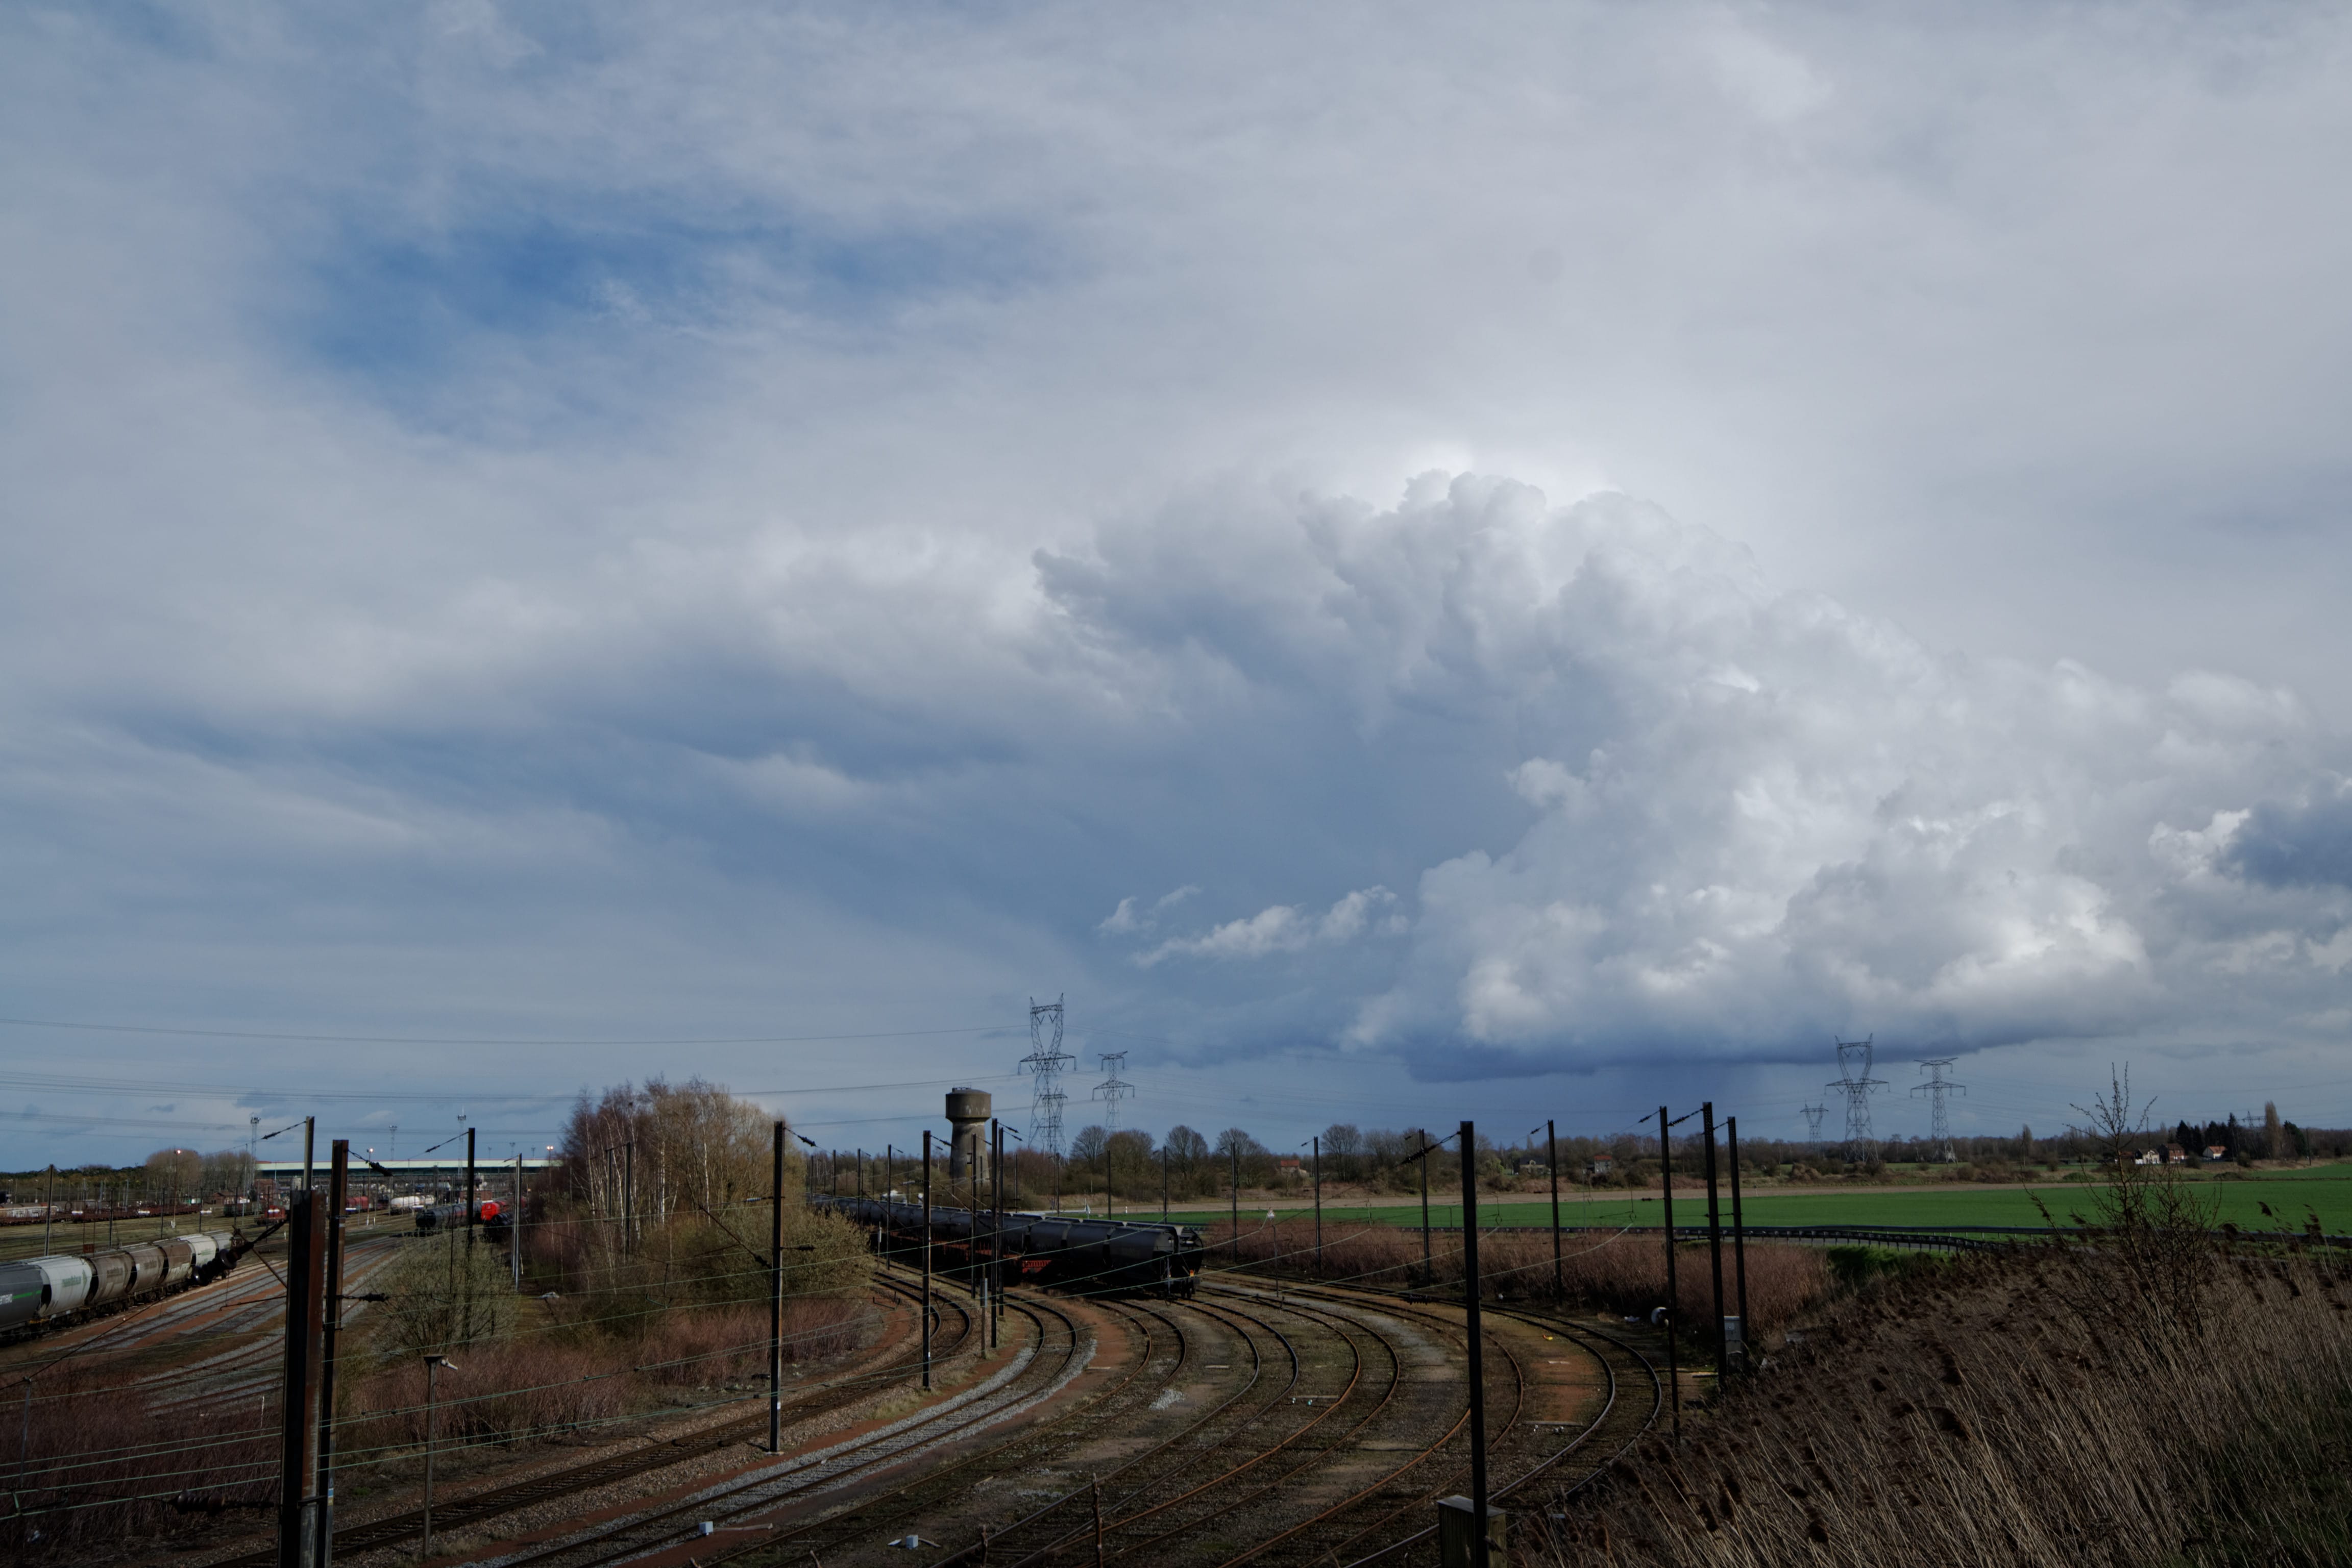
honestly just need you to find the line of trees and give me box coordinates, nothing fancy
[799,1096,2352,1211]
[0,1152,254,1208]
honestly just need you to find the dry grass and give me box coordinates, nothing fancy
[1200,1218,1830,1335]
[4,1366,275,1551]
[1538,1244,2352,1564]
[341,1293,867,1451]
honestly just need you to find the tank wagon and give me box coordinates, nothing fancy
[0,1230,243,1336]
[412,1200,509,1242]
[814,1195,1204,1298]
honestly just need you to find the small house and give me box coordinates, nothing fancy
[1587,1156,1615,1178]
[2165,1144,2187,1164]
[2203,1145,2228,1162]
[2135,1149,2164,1166]
[1517,1162,1551,1178]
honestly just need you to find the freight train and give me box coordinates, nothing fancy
[412,1199,510,1242]
[0,1230,244,1335]
[815,1195,1205,1298]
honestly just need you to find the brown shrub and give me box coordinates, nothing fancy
[5,1367,274,1552]
[341,1292,868,1454]
[1538,1246,2352,1567]
[1199,1219,1828,1334]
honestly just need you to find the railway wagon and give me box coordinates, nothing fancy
[815,1195,1204,1298]
[0,1230,240,1333]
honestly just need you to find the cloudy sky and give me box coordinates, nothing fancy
[5,2,2351,1167]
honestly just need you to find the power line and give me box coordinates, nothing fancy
[0,1015,1018,1048]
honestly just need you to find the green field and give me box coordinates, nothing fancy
[1160,1163,2352,1238]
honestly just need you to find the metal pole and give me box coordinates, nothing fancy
[1547,1119,1562,1301]
[857,1147,865,1197]
[921,1130,933,1393]
[990,1120,1002,1351]
[464,1128,477,1251]
[1703,1102,1726,1386]
[1230,1146,1239,1265]
[421,1359,439,1556]
[1659,1105,1680,1442]
[302,1117,314,1200]
[619,1135,629,1252]
[42,1167,50,1254]
[1161,1144,1168,1222]
[314,1142,349,1568]
[1419,1131,1431,1281]
[770,1120,785,1452]
[1312,1135,1322,1268]
[1459,1120,1490,1568]
[276,1190,325,1567]
[1728,1116,1749,1371]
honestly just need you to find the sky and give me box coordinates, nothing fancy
[4,2,2351,1169]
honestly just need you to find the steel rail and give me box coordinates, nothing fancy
[1243,1278,1665,1568]
[552,1288,1114,1568]
[1077,1297,1402,1561]
[936,1293,1283,1567]
[1192,1278,1526,1568]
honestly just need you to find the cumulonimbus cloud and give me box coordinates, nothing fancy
[1056,475,2349,1069]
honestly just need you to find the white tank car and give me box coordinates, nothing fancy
[28,1254,94,1315]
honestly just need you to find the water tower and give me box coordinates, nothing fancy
[946,1088,992,1185]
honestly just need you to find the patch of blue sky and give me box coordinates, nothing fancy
[284,201,1056,425]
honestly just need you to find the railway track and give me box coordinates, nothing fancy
[934,1275,1654,1568]
[204,1271,946,1567]
[187,1266,1656,1567]
[494,1284,1119,1568]
[1239,1278,1664,1568]
[918,1289,1341,1567]
[695,1277,1608,1568]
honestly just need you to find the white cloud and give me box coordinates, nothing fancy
[1145,905,1315,965]
[1098,885,1200,935]
[1136,887,1399,966]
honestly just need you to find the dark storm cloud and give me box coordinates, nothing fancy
[2226,791,2352,889]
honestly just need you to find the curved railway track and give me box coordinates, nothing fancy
[939,1276,1659,1568]
[505,1285,1122,1568]
[185,1266,1658,1567]
[1244,1279,1665,1568]
[930,1290,1345,1567]
[205,1270,955,1567]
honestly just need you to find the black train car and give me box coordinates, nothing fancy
[814,1195,1204,1298]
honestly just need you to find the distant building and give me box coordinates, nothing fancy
[2204,1145,2229,1162]
[1273,1155,1303,1176]
[2166,1144,2187,1164]
[1517,1162,1551,1178]
[1587,1156,1615,1178]
[2135,1149,2165,1166]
